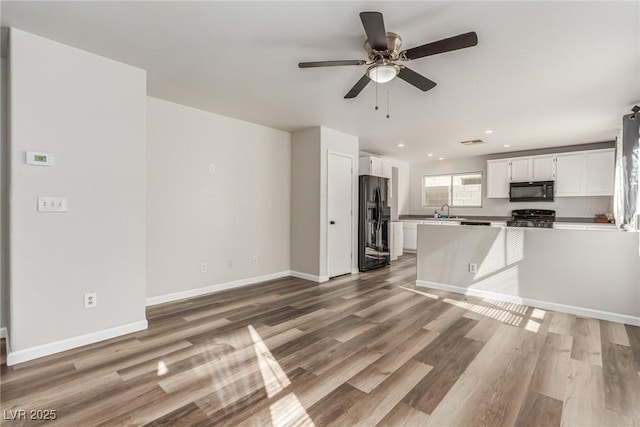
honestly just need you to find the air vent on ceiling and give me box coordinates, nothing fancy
[460,139,485,146]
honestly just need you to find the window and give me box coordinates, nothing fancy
[422,172,483,207]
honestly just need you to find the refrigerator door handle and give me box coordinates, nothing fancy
[375,187,382,226]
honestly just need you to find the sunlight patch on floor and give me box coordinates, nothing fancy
[443,298,523,326]
[531,308,546,319]
[157,361,168,376]
[269,393,316,427]
[483,299,528,315]
[400,285,529,326]
[399,286,440,299]
[249,325,290,398]
[525,319,541,332]
[248,325,316,427]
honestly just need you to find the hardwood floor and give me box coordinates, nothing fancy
[2,254,640,426]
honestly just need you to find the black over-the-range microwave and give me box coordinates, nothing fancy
[509,181,555,202]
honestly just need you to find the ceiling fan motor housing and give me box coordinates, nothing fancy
[365,32,403,61]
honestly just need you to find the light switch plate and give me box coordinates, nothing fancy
[38,197,68,212]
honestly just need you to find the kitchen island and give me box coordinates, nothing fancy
[402,217,617,252]
[415,223,640,325]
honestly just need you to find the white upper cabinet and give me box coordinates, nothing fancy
[555,148,615,196]
[359,156,390,178]
[531,155,556,181]
[486,159,511,198]
[585,149,615,195]
[554,152,586,196]
[511,156,556,182]
[382,161,393,179]
[510,158,531,182]
[370,157,384,177]
[486,148,614,199]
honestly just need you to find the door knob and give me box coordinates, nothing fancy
[330,221,336,225]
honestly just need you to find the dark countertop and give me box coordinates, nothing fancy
[399,215,508,221]
[553,217,612,224]
[398,214,614,224]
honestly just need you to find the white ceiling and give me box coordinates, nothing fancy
[1,1,639,162]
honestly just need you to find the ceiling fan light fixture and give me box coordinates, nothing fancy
[367,64,399,83]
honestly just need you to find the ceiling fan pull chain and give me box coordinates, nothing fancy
[386,91,390,119]
[374,70,379,111]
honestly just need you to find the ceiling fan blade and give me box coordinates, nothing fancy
[360,12,388,51]
[403,31,478,60]
[397,67,437,91]
[298,60,366,68]
[344,75,371,99]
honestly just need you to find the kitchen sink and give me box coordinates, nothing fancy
[433,216,465,221]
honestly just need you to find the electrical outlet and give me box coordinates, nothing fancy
[200,263,207,273]
[84,292,97,309]
[252,256,258,264]
[469,263,478,273]
[587,205,593,212]
[227,259,233,269]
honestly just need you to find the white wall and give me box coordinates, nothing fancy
[1,56,8,334]
[290,128,321,277]
[146,97,291,300]
[291,126,359,280]
[397,161,411,215]
[8,29,147,361]
[416,224,640,323]
[409,152,612,217]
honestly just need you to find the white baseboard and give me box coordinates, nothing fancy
[7,320,148,366]
[416,280,640,327]
[146,270,292,306]
[290,271,329,283]
[403,249,416,254]
[4,329,11,363]
[0,327,6,339]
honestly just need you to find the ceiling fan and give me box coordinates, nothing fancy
[298,12,478,99]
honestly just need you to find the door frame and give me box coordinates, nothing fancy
[326,150,355,278]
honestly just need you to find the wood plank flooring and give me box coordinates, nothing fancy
[2,254,640,426]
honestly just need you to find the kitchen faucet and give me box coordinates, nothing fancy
[441,203,450,218]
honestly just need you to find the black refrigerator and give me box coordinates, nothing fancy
[358,175,391,272]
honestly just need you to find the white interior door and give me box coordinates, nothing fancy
[328,153,353,278]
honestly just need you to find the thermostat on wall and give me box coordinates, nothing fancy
[26,151,54,166]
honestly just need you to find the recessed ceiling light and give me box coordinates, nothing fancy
[503,144,511,148]
[485,130,494,134]
[438,157,444,160]
[427,153,433,157]
[397,143,405,147]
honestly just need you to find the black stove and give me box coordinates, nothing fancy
[507,209,556,228]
